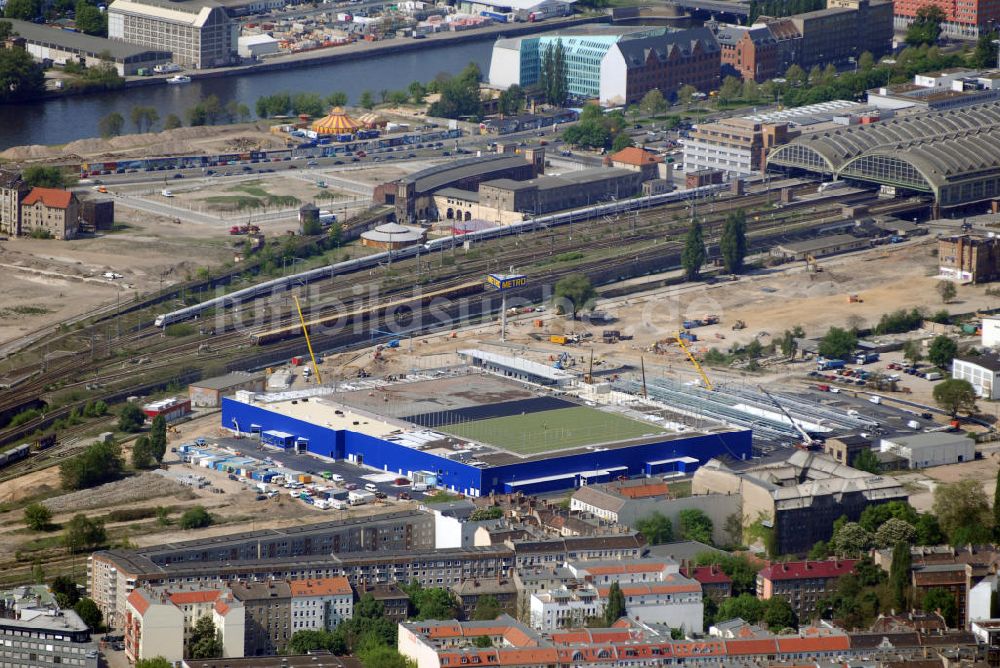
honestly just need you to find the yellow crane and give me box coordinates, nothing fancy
[675,331,713,391]
[293,295,323,385]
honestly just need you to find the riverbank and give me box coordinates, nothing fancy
[123,14,604,89]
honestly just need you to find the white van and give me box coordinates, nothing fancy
[331,474,344,483]
[364,483,378,493]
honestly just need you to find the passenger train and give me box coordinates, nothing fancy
[153,183,728,328]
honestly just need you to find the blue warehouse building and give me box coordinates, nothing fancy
[220,374,751,497]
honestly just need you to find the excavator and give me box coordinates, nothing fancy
[804,254,823,273]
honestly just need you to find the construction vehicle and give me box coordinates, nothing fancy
[804,254,822,273]
[758,385,819,450]
[675,332,713,391]
[847,294,863,303]
[229,224,261,235]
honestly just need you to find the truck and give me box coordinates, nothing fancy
[924,371,943,381]
[319,210,337,225]
[817,358,846,371]
[854,352,880,365]
[550,335,567,345]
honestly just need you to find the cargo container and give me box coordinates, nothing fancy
[817,358,846,370]
[550,335,567,345]
[298,474,312,484]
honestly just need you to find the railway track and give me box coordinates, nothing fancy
[0,184,929,447]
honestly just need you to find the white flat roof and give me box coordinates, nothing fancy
[458,349,575,382]
[259,397,400,438]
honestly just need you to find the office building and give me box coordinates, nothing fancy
[108,0,237,69]
[0,169,27,237]
[682,117,791,176]
[0,585,99,668]
[893,0,1000,39]
[489,25,720,107]
[715,24,780,81]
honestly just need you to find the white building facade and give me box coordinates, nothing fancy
[289,578,354,631]
[108,0,237,69]
[952,355,1000,400]
[879,432,976,468]
[529,585,602,630]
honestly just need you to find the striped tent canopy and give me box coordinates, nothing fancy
[358,112,387,128]
[312,107,362,134]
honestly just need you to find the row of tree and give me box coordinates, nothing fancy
[681,210,750,281]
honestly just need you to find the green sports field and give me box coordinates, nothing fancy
[442,406,665,456]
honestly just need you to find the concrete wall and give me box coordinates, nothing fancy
[620,494,741,546]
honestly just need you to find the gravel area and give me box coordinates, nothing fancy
[42,472,193,513]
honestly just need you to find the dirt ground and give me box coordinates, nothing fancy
[902,449,1000,512]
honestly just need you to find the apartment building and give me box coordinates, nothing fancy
[506,533,646,570]
[679,565,733,601]
[757,559,858,620]
[123,587,244,663]
[108,0,237,69]
[939,234,1000,282]
[230,581,292,657]
[716,24,780,81]
[530,585,602,630]
[893,0,1000,39]
[20,188,79,240]
[0,170,27,236]
[288,578,354,632]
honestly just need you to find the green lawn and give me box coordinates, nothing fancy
[443,406,665,455]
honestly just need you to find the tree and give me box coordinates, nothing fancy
[97,111,124,139]
[131,436,154,470]
[692,552,758,596]
[933,378,977,416]
[859,500,919,532]
[818,326,857,360]
[611,132,634,152]
[551,40,567,106]
[927,335,958,369]
[858,51,875,71]
[762,597,797,629]
[51,575,81,608]
[682,220,706,281]
[74,598,102,630]
[359,90,375,109]
[23,166,69,188]
[874,518,916,548]
[179,506,212,530]
[427,64,484,120]
[936,281,957,303]
[136,659,173,668]
[639,88,667,116]
[971,29,999,68]
[189,615,223,659]
[359,647,415,668]
[933,479,991,545]
[906,4,946,45]
[60,441,124,490]
[717,75,743,104]
[0,43,45,103]
[677,84,698,105]
[808,540,831,559]
[902,339,923,366]
[3,0,40,20]
[717,593,764,623]
[831,521,871,557]
[150,414,167,462]
[473,635,492,647]
[24,502,52,530]
[63,514,106,552]
[553,274,597,319]
[118,403,145,432]
[472,595,501,621]
[720,209,747,274]
[785,63,807,86]
[164,113,183,130]
[130,105,159,133]
[406,82,426,105]
[922,587,957,627]
[604,582,626,624]
[635,512,674,545]
[846,445,879,472]
[326,90,349,108]
[915,513,946,546]
[74,0,106,35]
[498,84,524,116]
[678,509,713,544]
[890,540,911,610]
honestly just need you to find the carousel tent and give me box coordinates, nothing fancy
[358,112,387,128]
[312,107,362,135]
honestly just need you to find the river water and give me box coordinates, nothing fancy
[0,39,494,150]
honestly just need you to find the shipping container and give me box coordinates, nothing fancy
[550,335,567,345]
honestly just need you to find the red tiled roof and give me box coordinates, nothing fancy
[758,559,857,582]
[22,187,72,209]
[681,566,733,584]
[725,638,779,655]
[611,147,663,167]
[126,590,151,616]
[214,600,230,615]
[169,590,221,606]
[582,563,670,576]
[775,635,851,653]
[289,577,353,597]
[616,482,671,499]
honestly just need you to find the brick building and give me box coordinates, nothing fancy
[757,559,858,620]
[716,25,780,82]
[680,565,734,601]
[20,187,79,240]
[938,234,1000,283]
[893,0,1000,39]
[612,27,721,106]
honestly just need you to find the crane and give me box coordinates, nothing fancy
[676,332,713,391]
[757,385,817,449]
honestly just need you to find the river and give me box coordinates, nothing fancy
[0,39,494,150]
